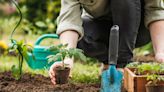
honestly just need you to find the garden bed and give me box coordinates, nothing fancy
[0,72,100,92]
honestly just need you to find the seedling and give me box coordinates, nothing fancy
[9,40,33,80]
[145,63,164,85]
[8,0,33,80]
[146,74,164,85]
[126,62,163,75]
[126,62,140,68]
[47,44,87,69]
[47,44,87,84]
[128,62,164,85]
[137,63,161,75]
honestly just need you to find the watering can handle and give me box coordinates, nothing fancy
[35,34,59,45]
[108,25,119,65]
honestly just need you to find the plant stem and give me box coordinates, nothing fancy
[18,47,23,79]
[10,0,22,40]
[61,57,65,69]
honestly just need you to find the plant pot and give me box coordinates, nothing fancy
[55,67,70,84]
[124,68,164,92]
[124,68,148,92]
[146,84,164,92]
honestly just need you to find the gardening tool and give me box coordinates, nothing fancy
[24,34,59,69]
[101,25,123,92]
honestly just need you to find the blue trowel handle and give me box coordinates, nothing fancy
[109,25,119,65]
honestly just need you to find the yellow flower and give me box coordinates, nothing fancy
[27,42,33,47]
[0,40,8,50]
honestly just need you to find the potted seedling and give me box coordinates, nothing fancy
[145,64,164,92]
[137,63,164,75]
[125,62,140,74]
[47,44,87,84]
[124,61,144,92]
[124,62,164,92]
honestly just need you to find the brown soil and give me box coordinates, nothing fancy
[0,72,100,92]
[133,54,155,62]
[0,55,154,92]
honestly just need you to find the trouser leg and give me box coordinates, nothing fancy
[135,0,151,48]
[77,16,112,63]
[110,0,141,67]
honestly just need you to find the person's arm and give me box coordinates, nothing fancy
[60,30,79,49]
[49,0,83,85]
[56,0,84,40]
[145,0,164,62]
[149,21,164,63]
[59,30,79,68]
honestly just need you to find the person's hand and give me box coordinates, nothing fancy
[48,58,73,85]
[155,53,164,63]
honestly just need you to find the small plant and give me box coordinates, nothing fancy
[145,63,164,86]
[47,44,87,84]
[47,44,87,69]
[144,63,164,92]
[145,63,164,92]
[126,62,163,75]
[126,62,140,68]
[137,63,161,75]
[9,39,33,80]
[8,0,33,80]
[146,74,164,86]
[125,62,164,92]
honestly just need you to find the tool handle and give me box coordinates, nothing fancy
[109,25,119,65]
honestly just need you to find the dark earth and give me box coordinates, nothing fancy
[0,72,100,92]
[0,55,154,92]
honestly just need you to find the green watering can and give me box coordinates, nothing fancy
[10,0,59,70]
[25,34,59,69]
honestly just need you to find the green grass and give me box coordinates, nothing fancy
[72,62,100,83]
[0,55,49,76]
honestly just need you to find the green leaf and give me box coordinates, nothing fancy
[126,62,140,68]
[35,21,47,28]
[76,51,86,62]
[47,53,62,63]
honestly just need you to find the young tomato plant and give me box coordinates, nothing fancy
[146,63,164,85]
[8,0,33,80]
[9,39,33,80]
[47,44,87,84]
[47,44,87,69]
[146,73,164,85]
[137,63,161,75]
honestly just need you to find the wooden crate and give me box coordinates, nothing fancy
[124,68,148,92]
